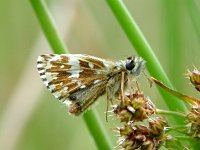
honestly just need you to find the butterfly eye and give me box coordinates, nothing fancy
[126,60,135,70]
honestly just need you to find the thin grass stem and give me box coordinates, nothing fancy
[157,109,186,118]
[30,0,67,53]
[30,0,113,149]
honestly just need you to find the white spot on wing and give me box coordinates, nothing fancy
[52,55,60,61]
[64,87,68,91]
[38,70,45,74]
[70,65,79,70]
[46,62,52,69]
[68,70,82,78]
[80,85,86,89]
[49,85,55,91]
[68,56,80,66]
[63,100,71,106]
[45,72,55,81]
[40,75,46,79]
[37,56,44,62]
[68,74,79,78]
[89,62,94,69]
[54,93,61,99]
[44,81,48,86]
[93,79,101,84]
[53,88,65,99]
[37,63,44,68]
[77,81,82,86]
[60,65,64,68]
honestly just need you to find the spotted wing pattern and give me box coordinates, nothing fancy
[37,54,115,104]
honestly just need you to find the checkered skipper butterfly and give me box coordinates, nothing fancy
[37,54,145,115]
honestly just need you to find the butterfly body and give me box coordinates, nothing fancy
[37,54,145,115]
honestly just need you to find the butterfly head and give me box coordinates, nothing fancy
[125,56,146,76]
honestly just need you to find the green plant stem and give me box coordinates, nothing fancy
[106,0,187,124]
[30,0,67,53]
[83,110,113,150]
[167,125,186,131]
[157,109,186,118]
[165,126,187,135]
[162,0,183,88]
[30,0,113,149]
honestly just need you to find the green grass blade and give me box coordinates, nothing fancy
[106,0,187,123]
[30,0,113,149]
[30,0,67,53]
[162,1,183,88]
[83,110,113,150]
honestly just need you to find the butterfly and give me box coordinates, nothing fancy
[37,54,146,116]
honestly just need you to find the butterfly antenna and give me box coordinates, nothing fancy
[143,71,153,87]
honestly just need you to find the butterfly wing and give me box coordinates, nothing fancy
[37,54,115,105]
[68,79,108,115]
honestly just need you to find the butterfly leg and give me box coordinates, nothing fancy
[107,73,122,103]
[106,73,121,121]
[121,71,125,102]
[143,71,153,87]
[135,80,141,92]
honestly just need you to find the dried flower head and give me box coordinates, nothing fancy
[112,91,156,122]
[118,124,147,149]
[117,117,167,150]
[152,77,200,139]
[187,68,200,92]
[187,105,200,138]
[148,117,167,137]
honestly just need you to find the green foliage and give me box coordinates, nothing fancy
[0,0,199,149]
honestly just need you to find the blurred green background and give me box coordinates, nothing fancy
[0,0,199,150]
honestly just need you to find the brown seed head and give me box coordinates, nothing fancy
[113,91,156,123]
[187,105,200,138]
[117,121,167,150]
[188,68,200,92]
[118,124,148,149]
[148,117,167,137]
